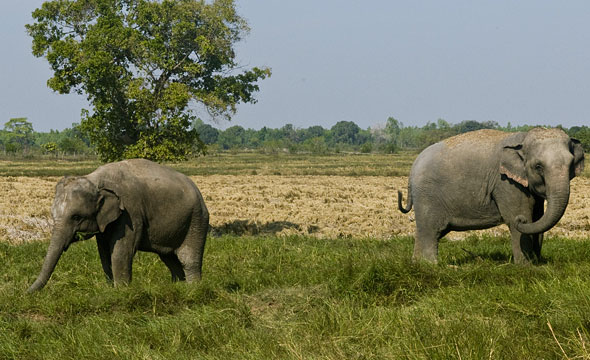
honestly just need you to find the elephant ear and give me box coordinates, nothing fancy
[571,138,585,178]
[96,189,123,232]
[499,133,528,188]
[51,177,69,219]
[51,176,80,220]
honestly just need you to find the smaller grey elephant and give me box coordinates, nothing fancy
[28,159,209,292]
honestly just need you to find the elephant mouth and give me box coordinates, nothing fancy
[77,231,99,239]
[63,232,99,252]
[74,231,100,243]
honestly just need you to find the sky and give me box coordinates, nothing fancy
[1,1,590,132]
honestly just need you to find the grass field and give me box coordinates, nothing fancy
[0,152,589,359]
[2,235,590,359]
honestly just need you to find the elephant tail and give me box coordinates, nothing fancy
[398,188,413,214]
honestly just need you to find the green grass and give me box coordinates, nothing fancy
[2,235,590,359]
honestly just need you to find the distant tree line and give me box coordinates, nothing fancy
[0,118,92,157]
[1,117,589,158]
[195,118,590,155]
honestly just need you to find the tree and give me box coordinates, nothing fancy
[303,136,328,154]
[385,117,402,148]
[27,0,271,162]
[436,118,451,130]
[218,125,245,149]
[193,119,219,145]
[454,120,496,134]
[244,128,262,148]
[330,121,361,145]
[4,118,35,153]
[569,126,590,151]
[303,126,326,141]
[42,141,59,156]
[58,137,88,155]
[280,124,299,143]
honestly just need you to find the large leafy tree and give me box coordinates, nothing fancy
[27,0,270,161]
[330,121,361,145]
[2,118,36,153]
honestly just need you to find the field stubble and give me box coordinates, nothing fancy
[0,171,589,244]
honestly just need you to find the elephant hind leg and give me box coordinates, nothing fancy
[176,213,208,283]
[413,226,447,263]
[159,253,186,282]
[177,246,203,282]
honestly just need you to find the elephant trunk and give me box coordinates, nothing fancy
[515,173,570,235]
[27,225,70,293]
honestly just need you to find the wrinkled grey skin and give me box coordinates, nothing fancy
[398,128,585,264]
[28,159,209,292]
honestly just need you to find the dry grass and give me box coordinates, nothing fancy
[196,175,590,240]
[0,177,56,244]
[196,175,408,239]
[0,174,588,244]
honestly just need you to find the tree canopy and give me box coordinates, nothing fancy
[3,118,35,153]
[26,0,271,162]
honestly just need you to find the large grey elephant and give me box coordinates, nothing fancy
[28,159,209,292]
[398,128,584,264]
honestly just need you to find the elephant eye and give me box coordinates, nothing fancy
[71,215,83,222]
[534,163,544,174]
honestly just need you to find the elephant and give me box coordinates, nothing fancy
[28,159,209,292]
[398,127,585,264]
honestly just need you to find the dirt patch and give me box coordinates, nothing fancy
[0,175,588,243]
[443,129,512,149]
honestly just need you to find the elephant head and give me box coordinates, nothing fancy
[27,177,123,292]
[500,128,585,234]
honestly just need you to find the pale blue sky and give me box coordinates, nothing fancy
[1,1,590,132]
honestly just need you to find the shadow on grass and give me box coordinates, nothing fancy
[445,241,550,266]
[210,220,318,237]
[447,249,513,265]
[331,236,560,306]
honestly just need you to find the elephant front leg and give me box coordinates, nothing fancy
[497,189,542,264]
[509,227,542,264]
[532,232,543,260]
[96,236,113,283]
[105,214,140,286]
[111,238,135,286]
[511,197,545,263]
